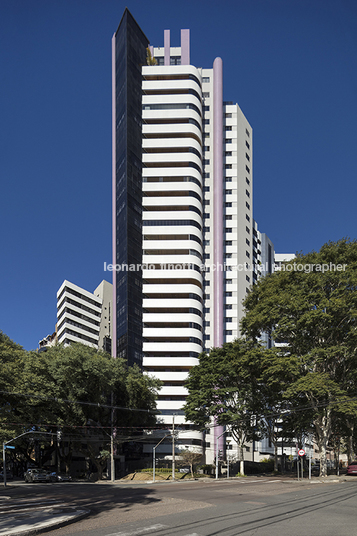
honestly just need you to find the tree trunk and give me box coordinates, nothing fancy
[239,444,245,475]
[316,408,331,478]
[346,421,354,465]
[274,441,278,472]
[319,433,328,477]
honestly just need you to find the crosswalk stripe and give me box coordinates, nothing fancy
[106,524,168,536]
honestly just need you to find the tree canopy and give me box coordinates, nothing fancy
[0,336,161,475]
[184,339,264,474]
[242,238,357,476]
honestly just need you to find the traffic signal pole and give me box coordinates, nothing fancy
[2,431,54,487]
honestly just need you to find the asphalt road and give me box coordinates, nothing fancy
[3,477,357,536]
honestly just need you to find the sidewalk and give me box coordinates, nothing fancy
[0,495,89,536]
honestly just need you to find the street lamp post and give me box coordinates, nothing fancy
[152,434,171,482]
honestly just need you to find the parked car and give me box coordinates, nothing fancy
[48,472,72,482]
[24,469,50,483]
[347,462,357,475]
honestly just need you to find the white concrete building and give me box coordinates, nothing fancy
[57,280,112,351]
[112,10,274,461]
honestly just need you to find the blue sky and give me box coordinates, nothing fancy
[1,0,356,350]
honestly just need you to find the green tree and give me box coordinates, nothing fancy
[178,448,202,478]
[0,332,27,444]
[184,339,264,475]
[242,238,357,477]
[1,340,161,477]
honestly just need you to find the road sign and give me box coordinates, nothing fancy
[298,449,305,457]
[5,445,15,449]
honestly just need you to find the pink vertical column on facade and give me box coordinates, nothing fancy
[164,30,170,66]
[111,34,117,358]
[213,57,224,349]
[213,57,225,457]
[180,29,190,65]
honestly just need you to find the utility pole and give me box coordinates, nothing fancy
[110,393,115,482]
[172,414,175,480]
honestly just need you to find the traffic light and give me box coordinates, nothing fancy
[57,430,62,441]
[218,449,223,460]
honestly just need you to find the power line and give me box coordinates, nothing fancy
[0,390,157,414]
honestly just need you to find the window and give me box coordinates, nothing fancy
[246,189,250,198]
[246,238,250,246]
[246,177,250,185]
[246,153,250,161]
[225,253,232,258]
[225,330,233,335]
[204,172,210,178]
[202,76,210,83]
[225,304,232,309]
[225,189,232,194]
[246,251,250,258]
[204,334,210,340]
[204,119,210,124]
[225,291,232,296]
[203,105,210,111]
[204,186,210,192]
[225,317,232,322]
[225,138,232,144]
[225,215,232,220]
[225,228,232,233]
[225,177,232,182]
[246,226,250,234]
[225,164,232,169]
[204,159,210,165]
[204,253,210,259]
[204,320,210,326]
[225,202,232,207]
[204,199,210,205]
[204,226,210,232]
[204,281,210,286]
[225,126,232,131]
[246,165,250,174]
[225,151,232,156]
[246,275,250,282]
[246,140,250,149]
[246,128,250,137]
[204,146,210,152]
[204,239,210,245]
[204,307,210,313]
[204,132,210,138]
[170,56,181,65]
[246,202,250,210]
[203,92,210,98]
[225,113,232,118]
[225,279,232,284]
[246,214,250,222]
[225,240,232,245]
[204,213,210,219]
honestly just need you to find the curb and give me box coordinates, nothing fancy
[0,508,90,536]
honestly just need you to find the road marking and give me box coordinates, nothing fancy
[106,524,168,536]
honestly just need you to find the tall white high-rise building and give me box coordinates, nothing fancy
[112,10,274,459]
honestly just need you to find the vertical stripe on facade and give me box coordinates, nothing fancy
[111,34,117,357]
[213,57,224,349]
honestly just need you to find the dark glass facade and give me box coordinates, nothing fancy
[113,9,149,367]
